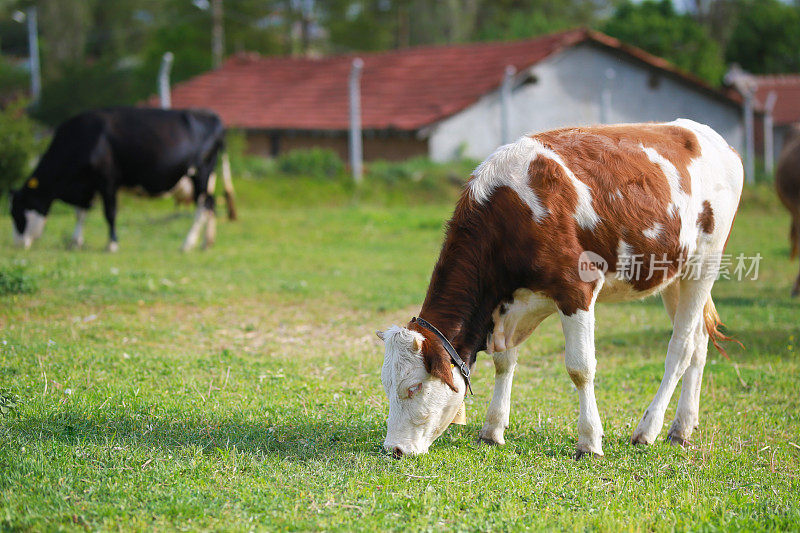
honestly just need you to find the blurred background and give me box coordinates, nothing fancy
[1,0,799,190]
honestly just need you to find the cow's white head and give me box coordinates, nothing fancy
[377,325,466,457]
[10,187,47,249]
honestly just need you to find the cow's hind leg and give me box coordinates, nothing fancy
[69,208,88,249]
[478,347,518,446]
[667,311,709,446]
[632,276,715,445]
[658,281,706,444]
[182,193,210,252]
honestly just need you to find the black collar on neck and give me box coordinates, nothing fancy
[411,316,473,395]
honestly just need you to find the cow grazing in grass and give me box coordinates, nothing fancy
[776,125,800,296]
[9,107,236,252]
[377,119,743,458]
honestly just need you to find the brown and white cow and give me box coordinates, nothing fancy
[776,125,800,296]
[377,119,743,458]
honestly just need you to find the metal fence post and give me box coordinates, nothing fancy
[349,58,364,184]
[764,91,778,175]
[158,52,174,109]
[500,65,516,145]
[600,68,615,124]
[26,7,40,103]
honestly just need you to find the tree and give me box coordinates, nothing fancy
[602,0,726,84]
[475,0,607,42]
[725,0,800,74]
[0,98,41,194]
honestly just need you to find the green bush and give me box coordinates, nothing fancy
[0,265,37,296]
[366,156,477,188]
[277,148,344,179]
[0,99,41,195]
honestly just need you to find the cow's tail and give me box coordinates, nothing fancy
[221,152,237,221]
[703,296,741,359]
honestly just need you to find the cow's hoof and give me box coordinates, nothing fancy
[106,241,119,253]
[630,432,653,446]
[68,240,83,250]
[792,287,799,298]
[666,433,690,447]
[574,449,603,460]
[477,429,505,446]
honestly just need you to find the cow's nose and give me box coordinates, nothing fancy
[392,446,404,459]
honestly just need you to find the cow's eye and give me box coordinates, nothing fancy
[406,383,422,399]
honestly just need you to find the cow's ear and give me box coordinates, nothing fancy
[422,344,457,392]
[376,330,386,342]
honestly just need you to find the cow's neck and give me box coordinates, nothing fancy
[416,202,516,366]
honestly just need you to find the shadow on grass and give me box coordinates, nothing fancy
[7,407,589,462]
[8,408,392,463]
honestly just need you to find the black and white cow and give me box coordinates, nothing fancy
[9,106,236,252]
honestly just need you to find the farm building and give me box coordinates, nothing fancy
[164,28,745,162]
[754,74,800,163]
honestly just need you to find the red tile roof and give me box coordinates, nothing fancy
[159,28,740,132]
[754,75,800,126]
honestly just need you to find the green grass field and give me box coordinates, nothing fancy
[1,175,798,531]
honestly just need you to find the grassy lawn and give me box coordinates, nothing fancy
[0,175,798,531]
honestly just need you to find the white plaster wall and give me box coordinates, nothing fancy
[428,43,744,162]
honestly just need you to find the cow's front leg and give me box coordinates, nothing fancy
[559,295,603,457]
[69,208,88,249]
[101,193,119,253]
[478,347,518,445]
[182,194,210,252]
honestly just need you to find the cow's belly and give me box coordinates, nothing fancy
[597,272,678,303]
[486,273,678,354]
[486,289,557,353]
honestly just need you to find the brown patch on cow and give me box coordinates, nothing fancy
[407,320,457,392]
[531,124,694,292]
[697,200,715,234]
[412,123,705,378]
[567,369,589,388]
[534,123,700,195]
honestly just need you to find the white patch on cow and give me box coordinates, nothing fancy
[608,189,623,201]
[616,239,634,279]
[14,210,46,249]
[673,119,744,253]
[640,143,697,254]
[642,222,663,240]
[379,325,465,456]
[171,176,194,204]
[486,289,556,354]
[533,145,600,230]
[470,137,548,221]
[206,172,217,196]
[470,136,599,229]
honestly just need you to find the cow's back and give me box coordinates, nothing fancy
[466,120,743,301]
[98,107,224,193]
